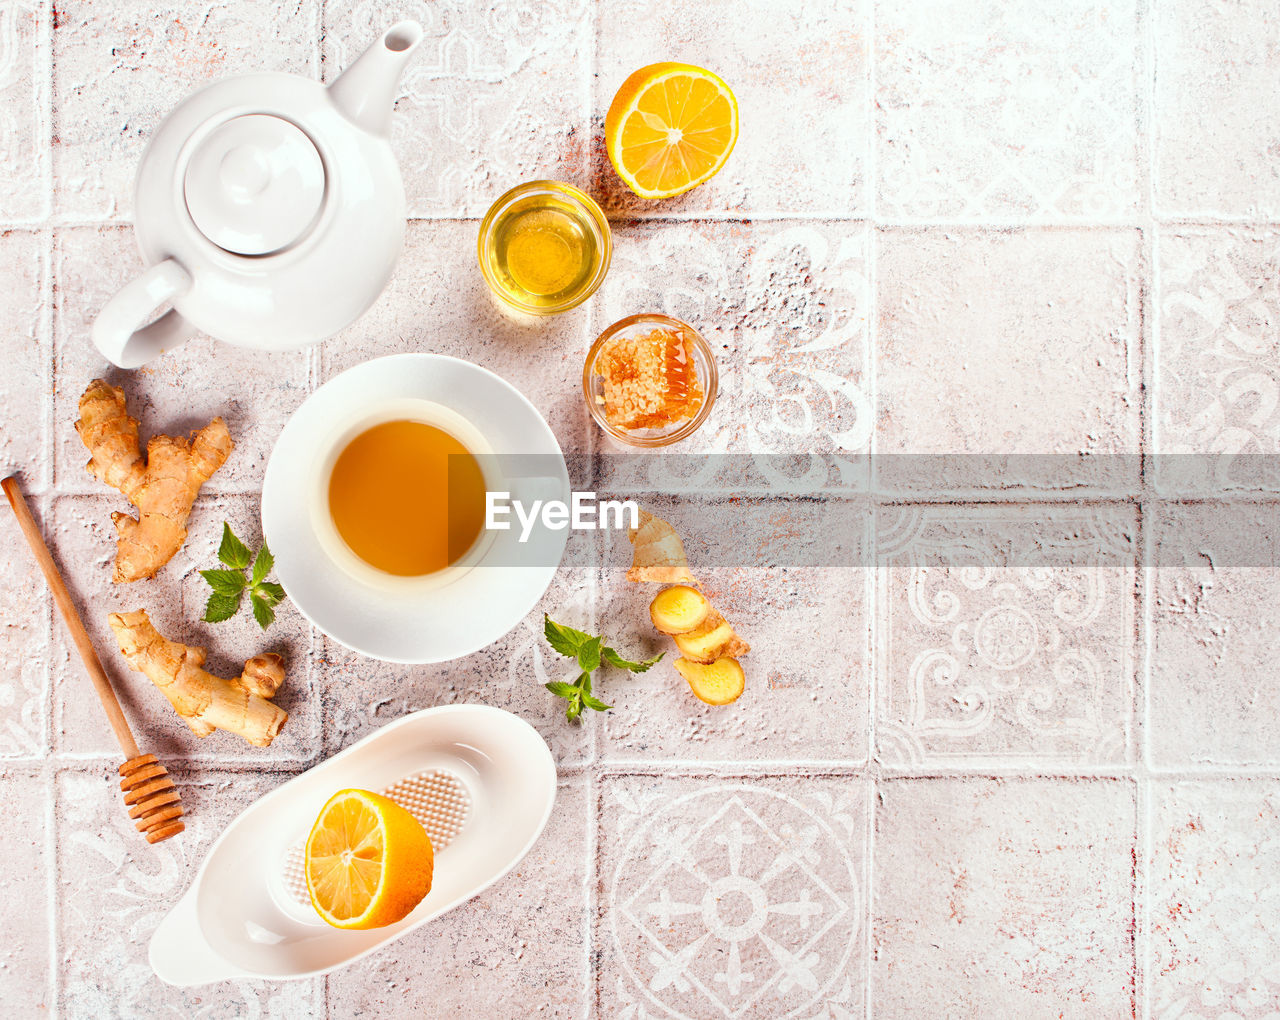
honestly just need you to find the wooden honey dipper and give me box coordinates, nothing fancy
[2,476,184,844]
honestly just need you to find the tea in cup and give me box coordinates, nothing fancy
[312,399,498,590]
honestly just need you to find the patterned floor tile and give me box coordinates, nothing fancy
[326,775,588,1017]
[1155,228,1280,492]
[0,229,49,490]
[0,767,51,1013]
[48,493,320,764]
[595,221,871,477]
[597,556,870,763]
[598,774,869,1019]
[56,768,323,1018]
[320,219,593,454]
[876,228,1142,493]
[319,568,594,767]
[1153,0,1280,218]
[873,777,1136,1018]
[875,503,1136,766]
[0,501,50,758]
[593,0,868,218]
[1150,502,1280,768]
[876,0,1138,221]
[52,0,319,219]
[0,1,50,221]
[52,227,311,493]
[324,0,591,218]
[1150,780,1280,1017]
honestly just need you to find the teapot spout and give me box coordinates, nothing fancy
[328,21,422,137]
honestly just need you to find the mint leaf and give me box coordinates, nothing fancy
[250,544,274,586]
[250,590,276,630]
[543,618,656,724]
[200,568,246,597]
[202,525,288,626]
[544,615,591,659]
[253,581,285,606]
[576,635,603,674]
[203,591,241,623]
[217,523,253,570]
[603,647,664,673]
[580,691,611,712]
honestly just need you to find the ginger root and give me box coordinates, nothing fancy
[627,510,696,585]
[625,507,749,704]
[77,379,233,582]
[672,607,751,663]
[108,609,287,747]
[649,585,711,634]
[675,656,746,706]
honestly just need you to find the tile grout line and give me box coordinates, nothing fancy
[39,5,58,999]
[1138,765,1153,1020]
[585,5,600,1014]
[16,214,1280,232]
[44,764,58,1020]
[864,0,878,998]
[1137,0,1158,1010]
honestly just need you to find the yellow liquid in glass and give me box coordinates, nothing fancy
[485,194,603,310]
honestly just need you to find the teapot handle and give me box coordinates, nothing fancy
[92,259,197,368]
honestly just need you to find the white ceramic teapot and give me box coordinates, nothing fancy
[93,22,423,368]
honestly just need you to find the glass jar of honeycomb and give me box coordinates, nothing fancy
[583,314,718,447]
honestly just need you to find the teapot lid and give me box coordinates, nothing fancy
[184,114,325,255]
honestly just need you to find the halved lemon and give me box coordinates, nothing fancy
[605,63,739,200]
[304,788,434,930]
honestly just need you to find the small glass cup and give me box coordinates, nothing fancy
[477,180,612,316]
[583,313,718,447]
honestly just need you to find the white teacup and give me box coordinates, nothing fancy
[263,354,570,663]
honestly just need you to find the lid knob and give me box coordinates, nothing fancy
[184,115,325,256]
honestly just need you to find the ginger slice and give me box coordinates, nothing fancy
[649,585,711,634]
[627,509,696,585]
[675,657,745,706]
[672,607,751,664]
[108,609,287,747]
[77,379,233,583]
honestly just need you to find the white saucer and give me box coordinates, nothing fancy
[261,354,569,663]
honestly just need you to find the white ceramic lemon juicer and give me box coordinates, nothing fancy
[93,22,423,368]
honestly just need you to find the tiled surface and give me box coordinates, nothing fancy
[0,767,51,1014]
[0,2,1276,1018]
[876,0,1139,222]
[324,1,592,218]
[875,227,1142,492]
[318,568,595,766]
[1153,0,1280,218]
[1155,228,1280,491]
[56,768,324,1017]
[596,220,872,462]
[0,1,51,222]
[594,0,869,218]
[326,776,590,1016]
[876,504,1137,767]
[1149,780,1280,1017]
[596,774,870,1018]
[53,228,313,493]
[52,0,320,220]
[1149,502,1280,768]
[874,778,1137,1017]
